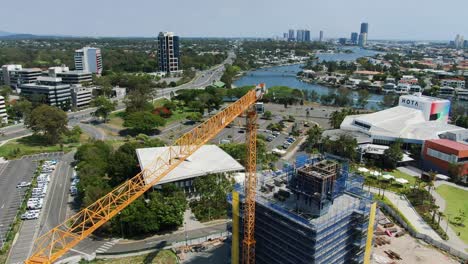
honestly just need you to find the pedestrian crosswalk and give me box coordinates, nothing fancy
[95,239,120,254]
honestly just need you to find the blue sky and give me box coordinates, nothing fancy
[2,0,467,40]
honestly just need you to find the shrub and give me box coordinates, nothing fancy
[152,106,172,118]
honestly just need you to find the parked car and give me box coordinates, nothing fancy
[16,181,31,188]
[272,131,280,136]
[70,186,78,196]
[21,211,39,220]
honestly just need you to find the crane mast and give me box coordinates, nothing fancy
[242,106,257,264]
[25,88,263,264]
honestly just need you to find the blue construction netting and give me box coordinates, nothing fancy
[295,154,309,168]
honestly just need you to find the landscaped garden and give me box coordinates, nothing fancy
[436,184,468,244]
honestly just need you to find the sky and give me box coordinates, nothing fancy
[2,0,467,40]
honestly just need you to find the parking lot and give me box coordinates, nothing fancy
[0,159,37,250]
[6,152,63,264]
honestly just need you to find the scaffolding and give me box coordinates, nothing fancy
[229,154,374,264]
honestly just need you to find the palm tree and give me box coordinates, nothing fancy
[438,211,444,226]
[431,204,440,223]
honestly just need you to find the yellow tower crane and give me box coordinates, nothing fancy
[25,88,264,264]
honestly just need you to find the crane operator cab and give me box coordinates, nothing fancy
[255,83,266,99]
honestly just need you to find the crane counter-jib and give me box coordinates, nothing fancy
[25,89,261,264]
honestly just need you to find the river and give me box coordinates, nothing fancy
[234,47,384,109]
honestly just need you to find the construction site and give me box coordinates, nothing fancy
[229,155,376,264]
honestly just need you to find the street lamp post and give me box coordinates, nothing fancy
[446,213,451,234]
[184,221,188,247]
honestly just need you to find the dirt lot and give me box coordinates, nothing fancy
[372,211,460,264]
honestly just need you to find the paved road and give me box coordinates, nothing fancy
[157,51,235,99]
[37,152,74,235]
[101,223,227,255]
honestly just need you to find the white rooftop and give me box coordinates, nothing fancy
[341,106,465,142]
[136,145,244,185]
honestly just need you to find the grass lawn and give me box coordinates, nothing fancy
[107,111,126,129]
[88,250,177,264]
[360,167,419,194]
[107,107,194,131]
[435,184,468,244]
[0,135,78,159]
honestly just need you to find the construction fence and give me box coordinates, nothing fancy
[377,201,468,261]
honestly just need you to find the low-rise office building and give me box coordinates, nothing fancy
[71,85,93,108]
[422,139,468,182]
[57,71,92,85]
[0,96,7,123]
[20,76,71,109]
[1,64,22,86]
[2,65,41,89]
[48,66,93,85]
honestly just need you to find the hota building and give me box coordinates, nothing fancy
[325,93,467,146]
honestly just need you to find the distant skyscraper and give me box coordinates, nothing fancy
[319,30,324,42]
[360,22,369,34]
[283,33,288,40]
[454,34,465,49]
[339,38,347,45]
[296,30,305,42]
[351,32,359,45]
[74,47,103,75]
[304,30,311,42]
[358,22,369,47]
[288,29,295,41]
[157,32,181,73]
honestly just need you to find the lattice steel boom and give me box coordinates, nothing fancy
[242,106,257,264]
[25,88,263,264]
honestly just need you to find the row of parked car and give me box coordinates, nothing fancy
[265,130,281,142]
[282,136,296,149]
[20,160,57,220]
[70,168,79,196]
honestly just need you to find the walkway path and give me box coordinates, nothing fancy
[430,181,467,252]
[368,187,440,239]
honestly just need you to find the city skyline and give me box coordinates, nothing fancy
[1,0,468,40]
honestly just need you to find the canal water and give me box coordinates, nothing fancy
[234,47,384,109]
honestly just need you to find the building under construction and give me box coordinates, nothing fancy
[229,155,376,264]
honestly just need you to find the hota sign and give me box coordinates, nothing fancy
[400,98,419,107]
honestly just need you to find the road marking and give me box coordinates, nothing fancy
[1,204,4,209]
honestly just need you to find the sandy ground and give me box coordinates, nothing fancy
[372,228,460,264]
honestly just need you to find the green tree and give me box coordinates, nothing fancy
[93,75,113,96]
[0,85,12,101]
[107,139,165,186]
[123,111,166,134]
[186,112,203,122]
[9,99,32,121]
[263,111,273,120]
[92,96,117,122]
[383,140,403,169]
[191,174,234,221]
[304,125,323,153]
[357,89,370,109]
[26,105,68,144]
[329,109,357,129]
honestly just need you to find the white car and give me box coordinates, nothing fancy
[21,211,39,220]
[16,181,31,188]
